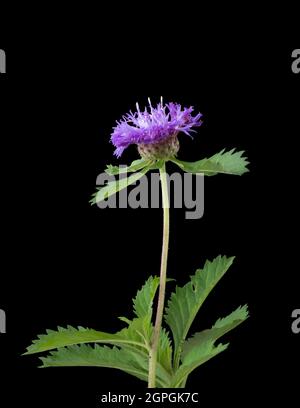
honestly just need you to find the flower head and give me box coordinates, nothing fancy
[111,98,203,158]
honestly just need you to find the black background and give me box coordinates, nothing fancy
[0,12,299,407]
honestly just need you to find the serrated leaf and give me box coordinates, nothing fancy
[158,328,173,374]
[90,166,151,205]
[29,321,172,386]
[118,318,173,376]
[117,316,152,346]
[119,276,173,375]
[24,326,147,355]
[165,255,235,368]
[117,317,173,384]
[117,274,160,347]
[133,276,160,319]
[170,342,229,388]
[105,159,152,175]
[172,306,248,387]
[172,149,249,176]
[40,343,169,387]
[117,312,174,376]
[182,304,249,361]
[39,344,147,384]
[213,304,249,330]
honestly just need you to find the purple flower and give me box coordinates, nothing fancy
[111,98,203,157]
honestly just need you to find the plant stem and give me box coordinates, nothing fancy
[148,163,170,388]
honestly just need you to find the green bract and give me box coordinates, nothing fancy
[90,149,249,205]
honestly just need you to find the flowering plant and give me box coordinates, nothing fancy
[25,99,249,388]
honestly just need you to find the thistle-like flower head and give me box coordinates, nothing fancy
[111,98,203,159]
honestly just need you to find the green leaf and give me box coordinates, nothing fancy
[117,316,153,347]
[213,304,249,332]
[117,275,161,346]
[171,305,249,387]
[39,343,144,373]
[90,166,151,205]
[117,314,174,384]
[132,276,174,321]
[119,276,172,373]
[133,276,160,319]
[171,149,249,176]
[158,328,173,374]
[105,159,152,175]
[27,321,172,386]
[133,277,173,374]
[116,318,173,385]
[24,326,147,355]
[182,304,249,361]
[120,276,173,374]
[170,342,229,388]
[40,344,169,387]
[39,344,145,384]
[165,255,235,368]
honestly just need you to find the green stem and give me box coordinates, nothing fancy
[148,163,170,388]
